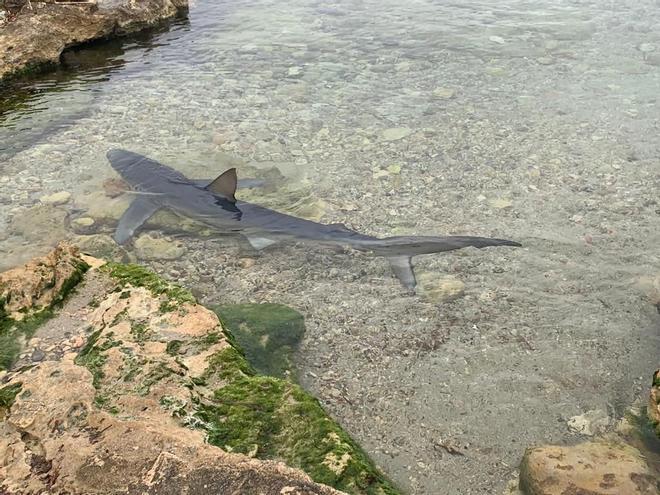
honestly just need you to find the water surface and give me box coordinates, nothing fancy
[1,1,659,493]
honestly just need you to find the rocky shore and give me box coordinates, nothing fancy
[0,244,397,494]
[0,0,188,80]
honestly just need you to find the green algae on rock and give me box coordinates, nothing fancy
[78,263,399,494]
[196,374,399,495]
[213,303,305,378]
[0,382,22,420]
[102,262,195,312]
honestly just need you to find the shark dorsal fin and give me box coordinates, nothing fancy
[206,168,237,201]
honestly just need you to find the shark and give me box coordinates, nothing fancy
[107,149,521,291]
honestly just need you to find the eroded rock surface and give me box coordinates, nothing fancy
[519,442,659,495]
[0,252,397,494]
[0,0,188,80]
[0,242,86,317]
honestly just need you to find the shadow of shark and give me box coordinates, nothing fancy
[107,149,521,291]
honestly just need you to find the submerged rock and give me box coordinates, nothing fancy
[8,204,68,243]
[214,303,306,378]
[519,442,658,495]
[416,273,466,303]
[73,234,131,262]
[39,190,71,205]
[134,233,186,260]
[0,0,189,80]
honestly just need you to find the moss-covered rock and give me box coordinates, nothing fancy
[0,382,22,420]
[649,369,660,438]
[196,374,398,495]
[102,262,195,312]
[213,303,305,378]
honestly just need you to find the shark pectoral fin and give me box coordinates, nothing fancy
[387,255,417,292]
[246,235,278,250]
[206,168,237,202]
[114,197,161,245]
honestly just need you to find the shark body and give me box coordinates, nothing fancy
[107,149,521,291]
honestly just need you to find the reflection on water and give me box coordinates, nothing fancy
[1,0,659,493]
[0,14,191,159]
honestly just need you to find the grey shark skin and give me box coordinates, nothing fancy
[107,149,521,291]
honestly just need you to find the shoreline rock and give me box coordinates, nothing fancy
[0,0,188,81]
[0,246,399,494]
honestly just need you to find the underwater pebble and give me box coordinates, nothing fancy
[72,217,95,228]
[490,198,513,209]
[382,127,412,141]
[489,35,505,44]
[417,273,466,303]
[432,87,455,99]
[40,191,71,206]
[134,234,186,261]
[567,409,611,436]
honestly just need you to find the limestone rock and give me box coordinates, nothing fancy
[8,204,68,243]
[0,256,395,495]
[0,359,343,495]
[0,0,189,80]
[134,234,186,260]
[417,273,466,303]
[567,409,611,436]
[0,242,87,317]
[72,234,130,262]
[39,190,71,205]
[519,442,659,495]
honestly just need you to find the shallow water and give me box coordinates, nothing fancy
[1,0,660,493]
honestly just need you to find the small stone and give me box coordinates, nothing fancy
[382,127,413,142]
[238,258,256,269]
[417,273,466,303]
[287,66,302,77]
[71,217,95,234]
[134,234,186,261]
[40,191,71,206]
[485,67,505,76]
[638,43,656,53]
[386,164,402,175]
[71,336,85,348]
[490,198,513,209]
[372,169,390,179]
[31,348,46,362]
[73,217,95,228]
[489,35,505,44]
[432,87,455,99]
[537,56,554,65]
[102,178,129,198]
[567,409,611,436]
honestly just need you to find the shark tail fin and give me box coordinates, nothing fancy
[387,255,416,292]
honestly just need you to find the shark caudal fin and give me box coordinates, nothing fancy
[374,235,521,291]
